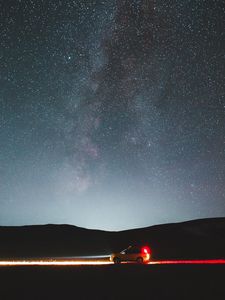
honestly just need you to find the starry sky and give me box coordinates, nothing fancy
[1,0,225,230]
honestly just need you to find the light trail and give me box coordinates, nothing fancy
[0,260,113,266]
[0,259,224,266]
[149,259,225,265]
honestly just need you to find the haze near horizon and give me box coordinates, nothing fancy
[1,0,225,231]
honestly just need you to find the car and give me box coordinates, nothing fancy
[110,245,151,264]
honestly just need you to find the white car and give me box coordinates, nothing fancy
[110,245,151,264]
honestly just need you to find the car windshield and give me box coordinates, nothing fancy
[122,246,141,254]
[120,246,132,253]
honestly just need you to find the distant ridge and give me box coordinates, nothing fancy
[0,217,224,260]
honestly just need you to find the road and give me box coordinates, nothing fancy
[0,257,225,266]
[0,258,224,299]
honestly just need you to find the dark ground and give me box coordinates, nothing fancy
[1,218,224,299]
[1,218,225,260]
[0,264,225,300]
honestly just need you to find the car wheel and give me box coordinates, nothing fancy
[136,257,143,264]
[113,257,121,264]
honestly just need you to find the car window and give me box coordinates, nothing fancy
[126,247,140,254]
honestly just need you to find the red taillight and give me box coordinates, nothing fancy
[142,246,150,254]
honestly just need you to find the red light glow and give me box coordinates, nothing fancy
[142,246,151,254]
[149,259,225,265]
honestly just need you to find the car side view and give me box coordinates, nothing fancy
[110,245,151,264]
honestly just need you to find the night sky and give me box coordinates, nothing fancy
[1,0,225,230]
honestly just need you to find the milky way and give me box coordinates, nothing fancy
[1,0,225,230]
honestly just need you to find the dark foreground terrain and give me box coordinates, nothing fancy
[0,264,225,300]
[1,218,224,299]
[0,217,225,260]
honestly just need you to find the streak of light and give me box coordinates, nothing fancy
[0,260,113,266]
[149,259,225,265]
[0,259,224,267]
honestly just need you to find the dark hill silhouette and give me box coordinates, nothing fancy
[0,217,224,260]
